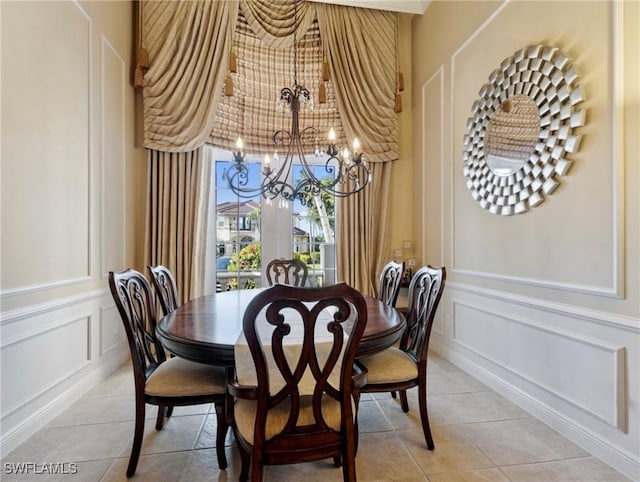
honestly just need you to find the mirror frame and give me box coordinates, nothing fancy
[462,45,585,215]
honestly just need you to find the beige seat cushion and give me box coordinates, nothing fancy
[360,347,418,384]
[145,357,227,397]
[234,395,345,443]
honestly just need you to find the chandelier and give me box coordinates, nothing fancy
[223,4,370,208]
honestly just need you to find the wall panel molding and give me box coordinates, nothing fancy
[448,1,624,298]
[449,281,639,331]
[0,2,94,298]
[421,65,445,266]
[451,298,628,431]
[100,33,127,279]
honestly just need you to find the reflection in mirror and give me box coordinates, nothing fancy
[485,95,540,176]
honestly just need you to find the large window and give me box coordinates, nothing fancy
[210,153,336,291]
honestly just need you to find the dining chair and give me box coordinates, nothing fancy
[109,269,229,477]
[228,283,368,482]
[265,257,308,287]
[359,265,446,450]
[147,264,180,316]
[377,260,404,307]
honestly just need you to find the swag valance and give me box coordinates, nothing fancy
[139,0,400,163]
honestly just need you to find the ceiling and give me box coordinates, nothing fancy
[308,0,430,15]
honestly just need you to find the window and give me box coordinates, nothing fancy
[208,148,336,291]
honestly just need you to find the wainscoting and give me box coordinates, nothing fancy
[0,290,129,455]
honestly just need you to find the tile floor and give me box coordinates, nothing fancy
[1,352,630,481]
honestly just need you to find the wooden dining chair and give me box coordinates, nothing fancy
[109,269,229,477]
[265,258,308,287]
[377,260,404,307]
[147,264,180,316]
[228,283,368,482]
[359,265,446,450]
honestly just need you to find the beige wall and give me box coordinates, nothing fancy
[1,0,145,453]
[412,1,639,478]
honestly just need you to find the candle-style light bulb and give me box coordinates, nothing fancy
[328,127,336,142]
[263,154,271,168]
[352,137,361,153]
[342,147,350,160]
[235,137,244,150]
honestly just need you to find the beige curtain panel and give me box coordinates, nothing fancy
[145,148,211,303]
[336,162,392,296]
[142,0,239,151]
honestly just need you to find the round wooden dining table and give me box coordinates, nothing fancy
[156,288,406,366]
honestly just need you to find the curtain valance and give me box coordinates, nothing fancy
[139,0,400,163]
[142,0,239,151]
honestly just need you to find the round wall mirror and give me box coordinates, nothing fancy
[462,45,585,215]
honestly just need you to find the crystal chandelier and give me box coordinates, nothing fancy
[224,3,370,208]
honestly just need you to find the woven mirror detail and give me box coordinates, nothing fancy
[462,45,585,215]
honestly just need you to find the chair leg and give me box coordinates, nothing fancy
[213,399,228,470]
[391,390,397,399]
[155,405,166,430]
[127,400,146,477]
[250,457,263,482]
[333,455,342,467]
[399,389,409,413]
[166,406,174,418]
[342,439,357,482]
[236,432,250,481]
[418,381,434,450]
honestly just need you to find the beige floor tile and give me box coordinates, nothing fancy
[428,391,530,425]
[375,392,449,432]
[356,399,395,433]
[400,425,495,474]
[138,414,208,456]
[427,369,489,396]
[426,468,511,482]
[3,421,132,463]
[47,396,136,427]
[179,447,244,482]
[500,456,633,481]
[101,451,190,482]
[194,413,235,449]
[355,431,428,481]
[84,365,134,398]
[264,459,345,482]
[461,418,589,466]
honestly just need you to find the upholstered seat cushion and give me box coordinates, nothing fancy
[360,347,418,384]
[145,357,227,397]
[234,395,344,443]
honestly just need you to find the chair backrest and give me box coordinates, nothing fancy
[147,264,180,316]
[402,265,446,363]
[241,282,368,448]
[377,260,404,307]
[109,269,167,391]
[265,258,308,286]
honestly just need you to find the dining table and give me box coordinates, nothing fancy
[156,287,406,367]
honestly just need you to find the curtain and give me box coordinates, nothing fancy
[142,0,238,151]
[317,4,398,293]
[139,0,399,296]
[145,148,212,304]
[336,162,392,296]
[316,3,399,163]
